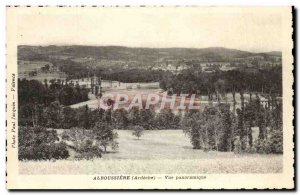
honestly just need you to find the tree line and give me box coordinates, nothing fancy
[51,59,165,82]
[160,67,282,101]
[20,101,182,131]
[182,96,283,154]
[18,78,89,127]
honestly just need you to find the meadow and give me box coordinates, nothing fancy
[19,130,283,175]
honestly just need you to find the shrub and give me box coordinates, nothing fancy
[254,139,269,154]
[19,142,69,160]
[266,128,283,154]
[189,128,201,149]
[132,125,144,140]
[61,130,70,140]
[19,126,69,160]
[233,136,242,154]
[61,128,103,159]
[75,139,102,160]
[244,144,256,154]
[254,128,283,154]
[111,140,119,151]
[49,142,70,159]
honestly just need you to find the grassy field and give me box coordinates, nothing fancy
[19,130,283,174]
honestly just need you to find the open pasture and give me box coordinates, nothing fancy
[19,130,283,174]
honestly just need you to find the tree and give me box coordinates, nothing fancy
[44,78,48,89]
[155,109,175,129]
[43,101,63,128]
[214,79,226,103]
[244,101,258,147]
[172,112,182,129]
[254,97,266,140]
[202,106,222,151]
[92,122,118,153]
[139,109,155,129]
[61,128,102,159]
[95,85,99,96]
[76,105,92,129]
[216,104,232,151]
[112,109,129,129]
[236,108,246,150]
[61,107,78,128]
[128,107,141,126]
[132,125,144,140]
[182,111,204,150]
[182,105,233,152]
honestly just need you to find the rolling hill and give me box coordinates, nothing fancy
[18,45,281,63]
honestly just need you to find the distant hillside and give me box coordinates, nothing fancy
[259,51,282,56]
[18,45,281,63]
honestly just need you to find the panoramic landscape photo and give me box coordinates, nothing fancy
[18,45,283,174]
[14,7,287,175]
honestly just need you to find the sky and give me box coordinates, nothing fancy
[13,7,286,52]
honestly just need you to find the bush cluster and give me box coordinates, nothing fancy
[254,128,283,154]
[74,139,103,160]
[19,126,69,160]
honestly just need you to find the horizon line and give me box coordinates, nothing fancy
[18,44,282,54]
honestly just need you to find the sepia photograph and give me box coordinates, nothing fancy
[6,6,294,189]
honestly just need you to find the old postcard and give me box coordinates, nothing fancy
[6,6,294,189]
